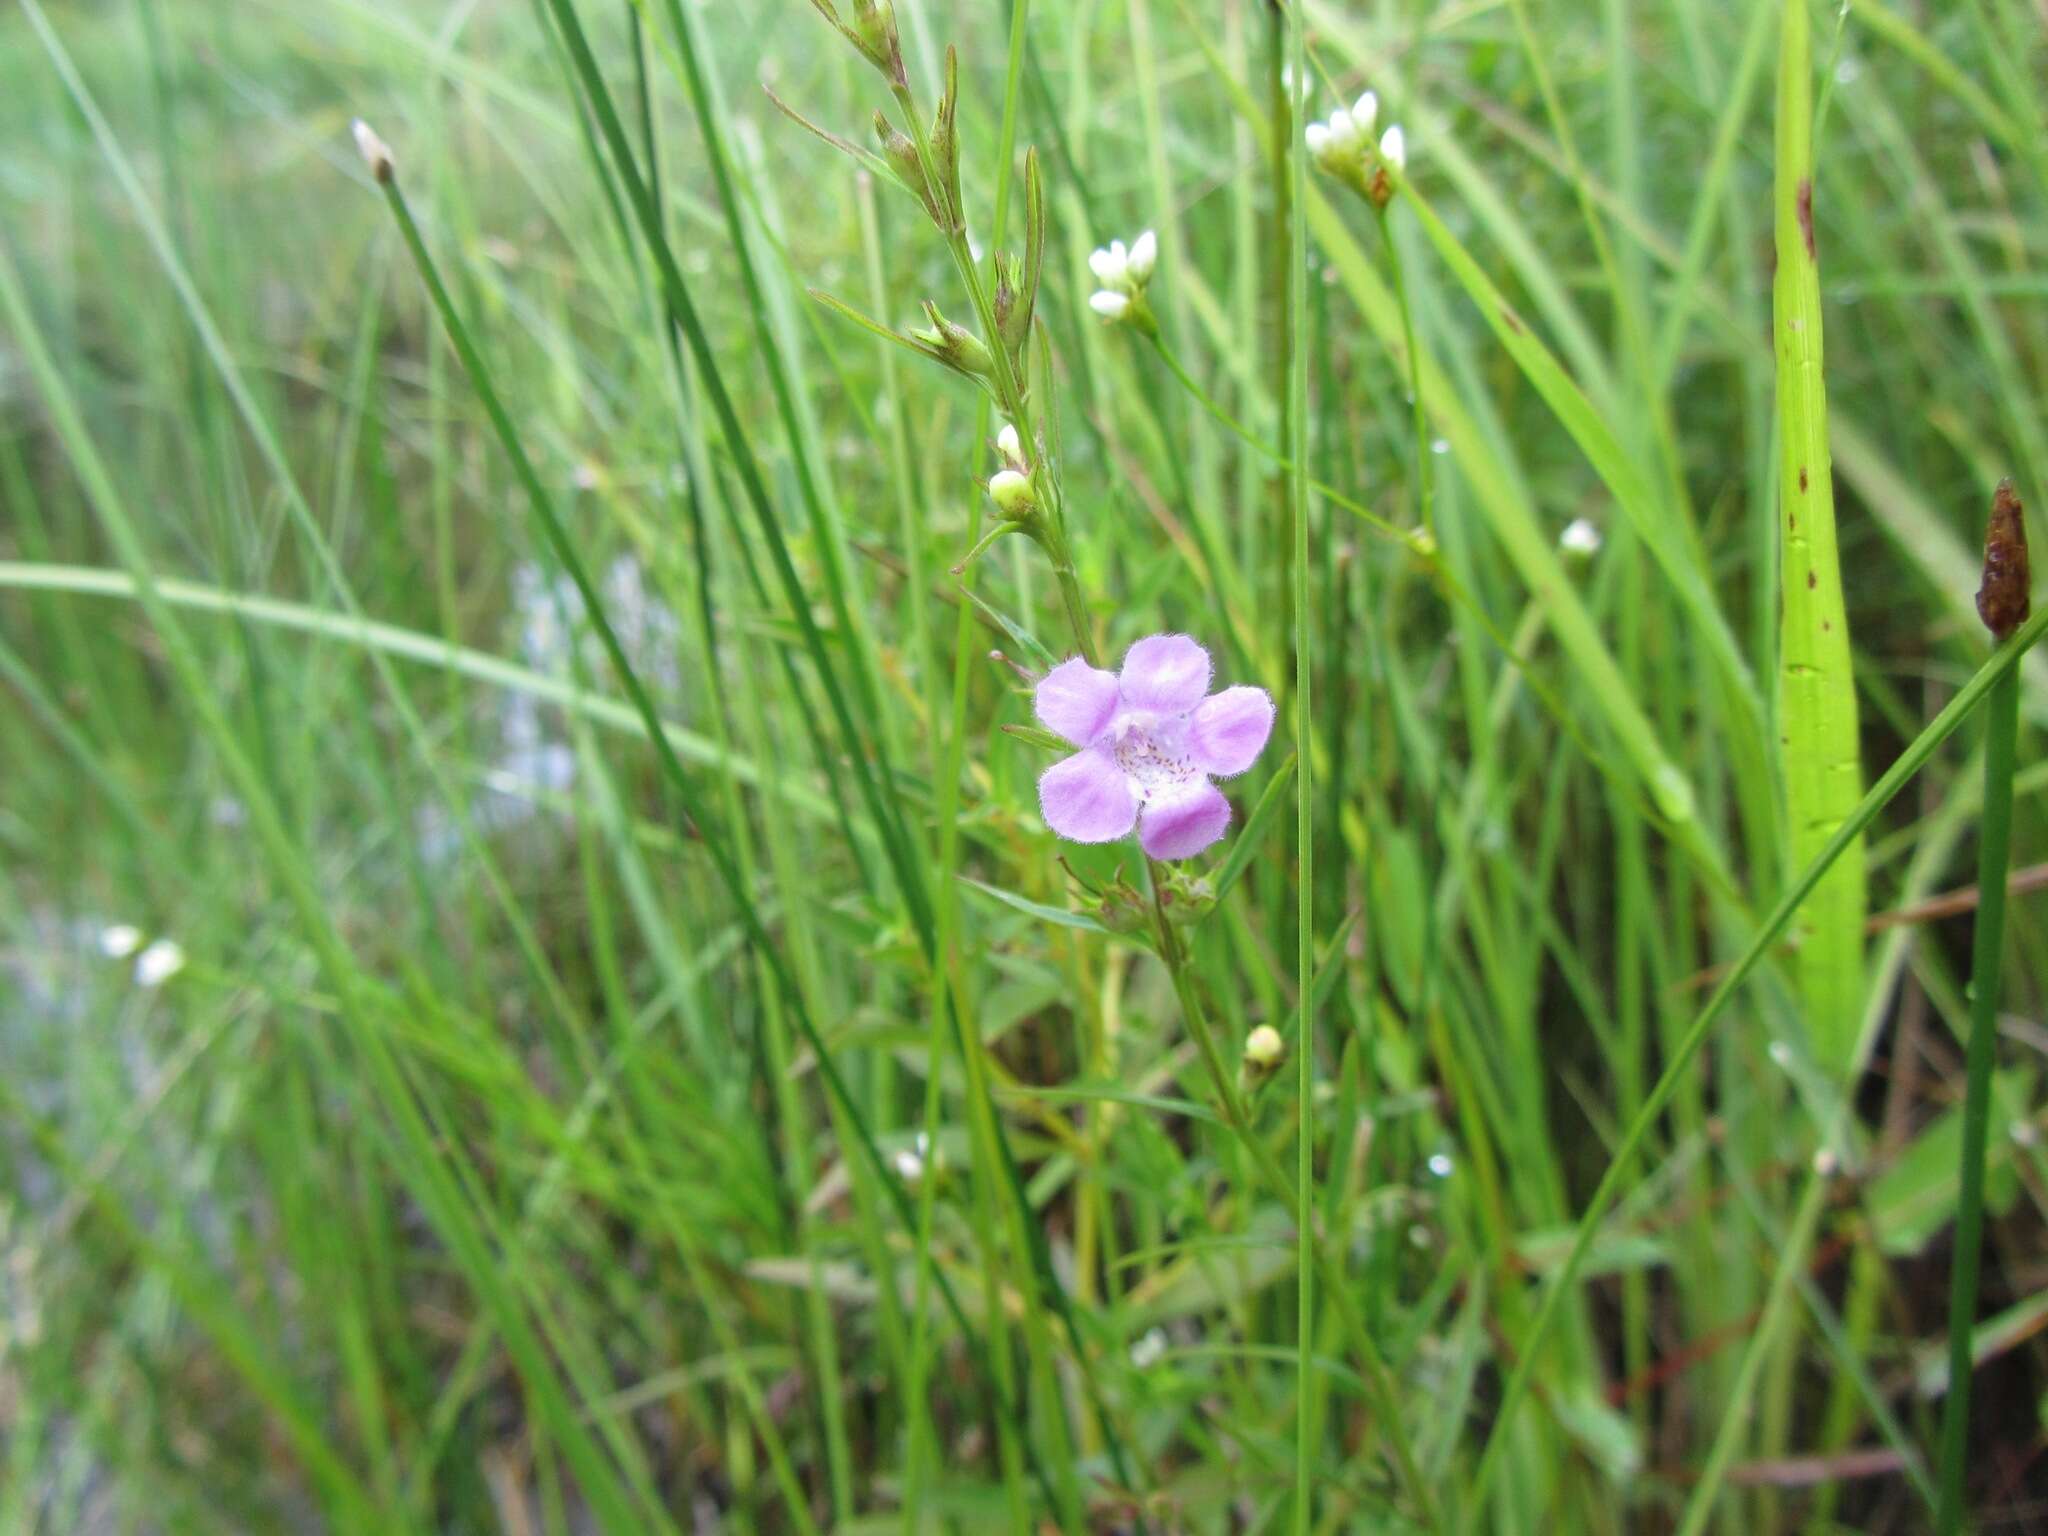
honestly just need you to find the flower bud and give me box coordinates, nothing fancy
[996,423,1026,469]
[928,46,964,231]
[1326,107,1363,155]
[1305,122,1333,160]
[135,938,186,988]
[1244,1024,1285,1074]
[351,118,394,184]
[1088,241,1129,288]
[1352,91,1379,135]
[892,1130,936,1185]
[849,0,904,84]
[992,251,1030,357]
[873,111,935,221]
[989,468,1036,517]
[1126,229,1157,284]
[911,300,994,378]
[100,924,143,958]
[1089,289,1131,321]
[1378,124,1406,172]
[1560,518,1602,557]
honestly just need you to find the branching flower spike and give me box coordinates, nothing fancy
[1035,635,1274,860]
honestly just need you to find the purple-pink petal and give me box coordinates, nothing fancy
[1039,747,1138,843]
[1118,634,1211,715]
[1139,783,1232,860]
[1190,686,1275,777]
[1033,657,1121,746]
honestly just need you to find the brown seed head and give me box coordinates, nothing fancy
[1976,479,2030,641]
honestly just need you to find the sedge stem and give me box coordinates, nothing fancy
[1935,663,2022,1533]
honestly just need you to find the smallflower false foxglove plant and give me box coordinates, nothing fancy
[1035,635,1274,860]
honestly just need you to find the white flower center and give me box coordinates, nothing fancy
[1109,713,1200,805]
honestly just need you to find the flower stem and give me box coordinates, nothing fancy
[1376,204,1433,537]
[1935,662,2022,1534]
[1144,877,1441,1531]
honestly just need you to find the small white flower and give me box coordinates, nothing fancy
[1378,124,1406,171]
[99,924,143,959]
[134,940,186,988]
[1560,518,1602,556]
[996,423,1025,468]
[1352,91,1379,135]
[1088,240,1129,287]
[1305,121,1332,158]
[1244,1024,1285,1071]
[1088,289,1131,321]
[1129,1327,1168,1369]
[989,468,1035,516]
[1126,229,1157,283]
[1427,1152,1454,1179]
[1326,107,1362,155]
[892,1130,931,1183]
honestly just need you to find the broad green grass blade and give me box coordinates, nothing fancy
[1772,0,1868,1076]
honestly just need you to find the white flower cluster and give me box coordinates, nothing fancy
[1305,91,1405,197]
[1086,230,1156,325]
[100,924,186,987]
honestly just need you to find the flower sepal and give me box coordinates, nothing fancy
[910,299,995,380]
[999,721,1072,753]
[1153,868,1216,926]
[1091,876,1154,938]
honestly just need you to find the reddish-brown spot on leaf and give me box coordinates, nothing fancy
[1796,179,1816,261]
[1807,571,1817,589]
[1799,466,1809,492]
[1500,306,1524,335]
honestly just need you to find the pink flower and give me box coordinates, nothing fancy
[1034,634,1275,861]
